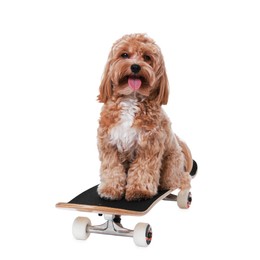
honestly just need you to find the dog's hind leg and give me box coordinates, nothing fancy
[159,135,191,191]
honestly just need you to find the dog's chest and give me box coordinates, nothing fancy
[109,99,139,152]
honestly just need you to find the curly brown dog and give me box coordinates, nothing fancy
[97,33,193,201]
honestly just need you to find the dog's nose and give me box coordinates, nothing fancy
[131,64,141,74]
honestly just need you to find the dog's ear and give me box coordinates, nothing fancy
[155,64,169,105]
[98,56,113,103]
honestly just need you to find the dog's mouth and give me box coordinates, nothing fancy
[128,75,142,90]
[119,75,148,91]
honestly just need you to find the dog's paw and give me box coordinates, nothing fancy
[125,186,157,201]
[97,184,125,200]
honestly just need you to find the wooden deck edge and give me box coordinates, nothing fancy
[56,202,146,216]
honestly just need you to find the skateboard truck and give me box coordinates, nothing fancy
[72,214,152,247]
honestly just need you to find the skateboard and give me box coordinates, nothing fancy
[56,160,197,247]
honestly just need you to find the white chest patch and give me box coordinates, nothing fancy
[109,99,139,152]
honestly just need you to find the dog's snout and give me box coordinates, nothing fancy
[131,64,141,74]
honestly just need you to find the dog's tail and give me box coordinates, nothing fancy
[176,135,193,174]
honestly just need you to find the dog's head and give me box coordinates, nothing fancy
[98,34,169,105]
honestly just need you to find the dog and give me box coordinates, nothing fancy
[97,33,193,201]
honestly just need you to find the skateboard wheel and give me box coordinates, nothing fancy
[72,217,91,240]
[133,223,152,247]
[177,189,192,209]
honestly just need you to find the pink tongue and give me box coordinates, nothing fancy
[128,77,142,90]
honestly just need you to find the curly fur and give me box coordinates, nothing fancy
[97,34,192,201]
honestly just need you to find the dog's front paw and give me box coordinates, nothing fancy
[97,184,125,200]
[125,186,157,201]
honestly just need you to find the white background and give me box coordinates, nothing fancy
[1,0,260,259]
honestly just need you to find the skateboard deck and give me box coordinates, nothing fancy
[56,186,173,216]
[56,160,197,215]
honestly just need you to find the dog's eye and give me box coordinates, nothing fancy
[121,53,129,59]
[143,55,151,62]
